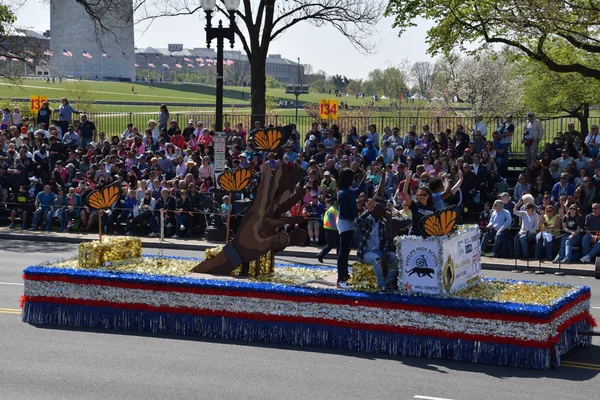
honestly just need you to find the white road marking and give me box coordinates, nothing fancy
[0,282,24,286]
[414,396,454,400]
[592,307,600,309]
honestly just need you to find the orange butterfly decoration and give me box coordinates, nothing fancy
[419,208,458,237]
[253,128,285,151]
[217,167,253,192]
[85,181,121,210]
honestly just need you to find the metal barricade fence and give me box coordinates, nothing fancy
[18,110,600,154]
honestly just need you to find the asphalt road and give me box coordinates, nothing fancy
[1,240,599,400]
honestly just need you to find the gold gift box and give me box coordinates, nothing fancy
[78,237,143,268]
[350,262,378,292]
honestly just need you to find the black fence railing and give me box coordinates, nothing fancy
[17,111,598,155]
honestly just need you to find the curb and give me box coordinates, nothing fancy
[0,232,331,260]
[0,232,595,277]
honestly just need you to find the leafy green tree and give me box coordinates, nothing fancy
[386,0,600,79]
[520,59,600,135]
[330,74,350,92]
[266,76,284,89]
[346,79,362,94]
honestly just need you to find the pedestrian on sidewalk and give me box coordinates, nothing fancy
[317,196,338,263]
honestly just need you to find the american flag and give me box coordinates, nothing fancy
[155,53,162,60]
[187,63,194,68]
[135,63,139,68]
[196,56,204,62]
[43,50,53,56]
[175,63,182,69]
[102,51,110,58]
[148,62,155,68]
[139,53,147,59]
[121,52,129,60]
[0,56,6,61]
[62,49,73,57]
[162,62,170,69]
[82,51,93,59]
[199,63,205,67]
[184,57,191,62]
[26,58,34,63]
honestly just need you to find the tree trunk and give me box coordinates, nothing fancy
[577,104,590,136]
[250,51,268,126]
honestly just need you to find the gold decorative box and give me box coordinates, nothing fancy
[78,237,143,268]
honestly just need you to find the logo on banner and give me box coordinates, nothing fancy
[443,256,455,292]
[405,247,437,278]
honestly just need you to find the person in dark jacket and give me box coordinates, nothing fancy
[149,188,176,237]
[37,102,52,127]
[336,168,365,288]
[173,190,193,238]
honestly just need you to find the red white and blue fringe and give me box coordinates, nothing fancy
[20,263,595,370]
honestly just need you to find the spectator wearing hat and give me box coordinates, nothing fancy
[182,120,195,141]
[321,171,337,196]
[480,199,511,257]
[361,139,377,164]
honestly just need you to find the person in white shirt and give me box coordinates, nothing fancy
[122,123,135,139]
[472,115,488,137]
[524,112,544,165]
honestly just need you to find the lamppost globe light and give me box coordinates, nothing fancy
[224,0,241,11]
[201,0,216,12]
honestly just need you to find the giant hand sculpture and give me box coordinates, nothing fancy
[192,163,307,274]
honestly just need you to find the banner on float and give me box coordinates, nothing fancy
[398,239,441,295]
[397,225,481,295]
[441,226,482,292]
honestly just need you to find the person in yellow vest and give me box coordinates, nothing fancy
[317,195,339,263]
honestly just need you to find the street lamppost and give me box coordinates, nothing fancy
[201,0,240,133]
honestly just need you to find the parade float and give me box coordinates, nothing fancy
[20,128,596,370]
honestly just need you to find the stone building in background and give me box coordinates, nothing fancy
[49,0,135,81]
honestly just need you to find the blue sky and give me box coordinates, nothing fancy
[16,1,435,80]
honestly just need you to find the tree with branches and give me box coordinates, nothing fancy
[411,61,434,97]
[76,0,385,122]
[226,59,250,86]
[386,0,600,80]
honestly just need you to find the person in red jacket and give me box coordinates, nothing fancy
[170,129,185,149]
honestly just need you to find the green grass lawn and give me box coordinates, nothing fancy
[0,79,248,104]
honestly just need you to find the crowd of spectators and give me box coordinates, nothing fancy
[3,100,600,269]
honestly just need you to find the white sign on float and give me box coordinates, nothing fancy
[400,240,440,294]
[214,134,226,172]
[397,225,481,295]
[441,227,482,292]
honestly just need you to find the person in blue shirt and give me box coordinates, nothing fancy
[30,185,56,231]
[361,139,377,164]
[480,200,512,257]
